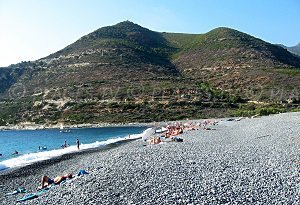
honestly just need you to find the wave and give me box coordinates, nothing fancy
[0,128,153,172]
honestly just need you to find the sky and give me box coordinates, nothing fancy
[0,0,299,67]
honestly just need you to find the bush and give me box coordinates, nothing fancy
[234,104,286,117]
[256,107,285,115]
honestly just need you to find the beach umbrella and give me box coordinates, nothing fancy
[142,128,156,141]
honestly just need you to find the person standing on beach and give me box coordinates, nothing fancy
[61,141,67,149]
[76,139,80,150]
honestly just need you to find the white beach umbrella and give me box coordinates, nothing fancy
[142,127,156,141]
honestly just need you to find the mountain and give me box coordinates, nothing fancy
[1,21,180,97]
[288,43,300,56]
[167,28,300,71]
[164,28,300,99]
[290,43,300,55]
[1,21,300,125]
[278,43,300,56]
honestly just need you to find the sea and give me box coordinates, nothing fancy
[0,126,149,172]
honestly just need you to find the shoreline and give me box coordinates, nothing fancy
[0,136,139,176]
[0,116,225,131]
[1,112,300,204]
[0,127,150,174]
[0,122,157,131]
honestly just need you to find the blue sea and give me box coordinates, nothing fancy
[0,126,149,171]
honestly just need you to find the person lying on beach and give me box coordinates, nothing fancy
[171,136,184,142]
[37,173,73,191]
[165,126,184,138]
[150,136,161,145]
[174,126,183,135]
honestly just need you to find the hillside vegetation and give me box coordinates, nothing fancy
[1,21,300,125]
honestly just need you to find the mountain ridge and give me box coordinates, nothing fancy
[278,42,300,56]
[1,21,300,125]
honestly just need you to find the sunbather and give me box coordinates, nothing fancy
[37,173,72,190]
[150,136,161,145]
[172,136,184,142]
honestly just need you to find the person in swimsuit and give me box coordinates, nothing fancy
[37,173,73,190]
[12,150,19,155]
[76,139,80,150]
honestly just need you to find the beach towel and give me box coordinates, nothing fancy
[17,193,39,202]
[5,187,27,196]
[77,169,89,176]
[16,170,89,202]
[16,185,53,202]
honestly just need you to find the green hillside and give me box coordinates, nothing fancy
[45,21,177,75]
[166,27,300,71]
[1,21,300,125]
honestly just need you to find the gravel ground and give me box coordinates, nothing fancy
[1,112,300,204]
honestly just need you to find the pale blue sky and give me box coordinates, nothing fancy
[0,0,299,66]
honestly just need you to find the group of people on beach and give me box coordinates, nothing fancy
[61,139,80,150]
[149,120,217,145]
[0,139,81,158]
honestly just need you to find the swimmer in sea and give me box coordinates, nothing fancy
[12,150,19,155]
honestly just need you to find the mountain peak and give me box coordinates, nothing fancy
[211,27,237,32]
[82,20,151,41]
[207,27,249,38]
[115,20,140,27]
[49,20,171,59]
[110,20,150,32]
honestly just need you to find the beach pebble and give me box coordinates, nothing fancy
[1,113,300,204]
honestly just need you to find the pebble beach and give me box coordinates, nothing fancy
[1,112,300,204]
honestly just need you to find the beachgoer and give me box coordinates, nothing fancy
[61,140,68,149]
[172,136,184,142]
[37,173,73,191]
[150,136,161,145]
[12,150,19,155]
[0,153,2,157]
[76,139,80,150]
